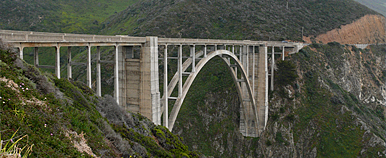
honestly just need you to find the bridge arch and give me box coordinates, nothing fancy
[167,50,259,134]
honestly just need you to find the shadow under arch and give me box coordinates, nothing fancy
[167,50,259,134]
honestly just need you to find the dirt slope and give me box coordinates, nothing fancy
[304,14,386,44]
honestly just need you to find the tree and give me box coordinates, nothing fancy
[275,60,298,87]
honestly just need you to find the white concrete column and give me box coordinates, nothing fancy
[191,45,196,73]
[34,47,39,67]
[55,46,61,79]
[114,45,119,104]
[178,45,183,97]
[163,45,168,128]
[96,46,101,97]
[271,46,274,91]
[246,45,249,76]
[257,44,268,134]
[204,45,207,58]
[232,45,235,54]
[240,46,243,64]
[148,37,160,125]
[67,47,72,79]
[252,46,255,95]
[19,47,24,60]
[264,45,269,127]
[87,44,92,88]
[215,44,217,51]
[282,46,285,61]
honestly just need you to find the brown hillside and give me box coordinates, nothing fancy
[304,14,386,44]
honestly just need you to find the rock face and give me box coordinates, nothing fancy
[262,43,386,157]
[174,44,386,157]
[304,15,386,44]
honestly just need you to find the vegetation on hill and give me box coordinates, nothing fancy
[0,42,199,157]
[0,0,139,34]
[103,0,379,41]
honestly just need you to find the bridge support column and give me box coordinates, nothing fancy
[204,45,207,57]
[114,45,119,104]
[96,46,101,97]
[87,44,92,88]
[67,47,72,79]
[124,39,160,125]
[257,45,268,134]
[282,46,285,61]
[19,47,24,60]
[271,46,275,91]
[141,37,161,125]
[118,46,127,114]
[178,45,183,98]
[163,45,169,128]
[190,45,196,73]
[34,47,39,67]
[55,46,61,79]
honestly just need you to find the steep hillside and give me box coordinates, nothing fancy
[0,0,138,34]
[354,0,386,17]
[173,43,386,157]
[103,0,379,41]
[0,42,199,157]
[304,15,386,44]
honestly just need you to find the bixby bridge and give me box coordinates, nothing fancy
[0,30,303,137]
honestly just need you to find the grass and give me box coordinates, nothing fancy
[0,128,34,158]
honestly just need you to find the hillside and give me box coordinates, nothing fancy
[354,0,386,17]
[0,42,199,157]
[103,0,379,41]
[0,0,138,34]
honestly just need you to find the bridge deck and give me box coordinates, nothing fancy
[0,30,300,47]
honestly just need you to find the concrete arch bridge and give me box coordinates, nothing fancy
[0,30,303,137]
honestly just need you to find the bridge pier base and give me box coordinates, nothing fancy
[121,37,161,125]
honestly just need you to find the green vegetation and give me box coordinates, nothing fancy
[0,43,199,157]
[0,129,33,158]
[0,0,139,34]
[275,60,298,97]
[0,46,115,157]
[103,0,379,41]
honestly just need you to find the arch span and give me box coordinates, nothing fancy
[167,50,259,134]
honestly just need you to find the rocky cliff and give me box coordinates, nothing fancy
[262,43,386,157]
[304,15,386,44]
